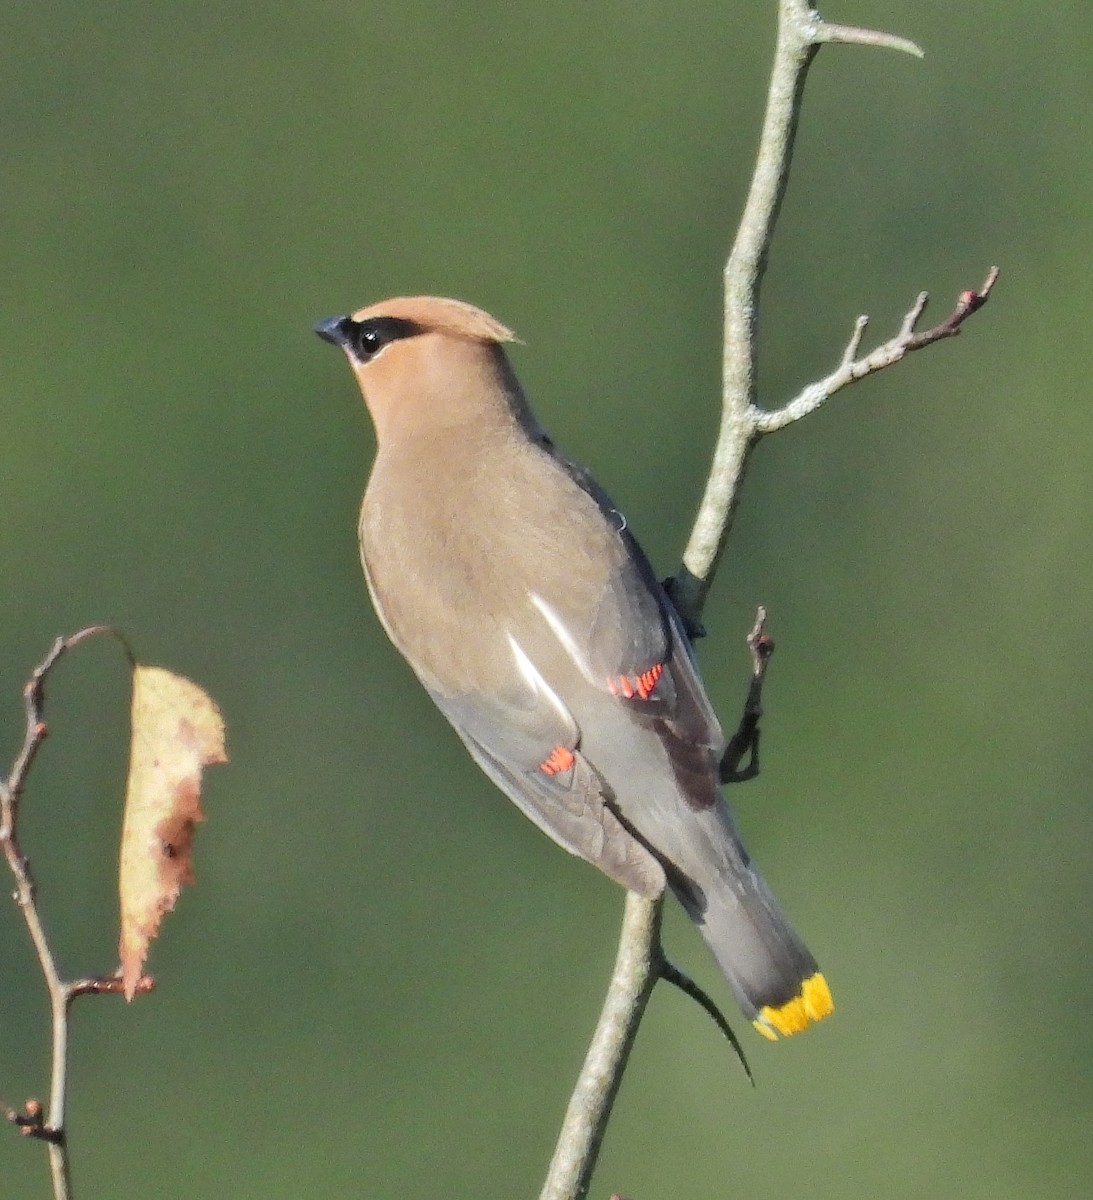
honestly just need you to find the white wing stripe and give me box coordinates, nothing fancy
[506,632,573,727]
[528,592,594,680]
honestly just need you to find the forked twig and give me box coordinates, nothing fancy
[755,267,1000,434]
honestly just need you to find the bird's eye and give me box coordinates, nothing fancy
[351,316,421,363]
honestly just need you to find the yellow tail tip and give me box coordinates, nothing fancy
[752,973,834,1040]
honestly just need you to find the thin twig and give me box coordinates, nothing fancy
[720,607,775,784]
[67,974,154,1001]
[542,3,996,1198]
[813,21,923,58]
[754,266,1000,433]
[0,626,129,1199]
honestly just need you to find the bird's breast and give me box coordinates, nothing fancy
[358,434,624,699]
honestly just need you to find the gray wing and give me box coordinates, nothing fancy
[543,439,726,762]
[426,670,666,899]
[585,540,727,804]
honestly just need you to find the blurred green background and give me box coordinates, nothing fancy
[2,1,1090,1196]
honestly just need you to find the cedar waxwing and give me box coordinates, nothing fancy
[315,296,833,1039]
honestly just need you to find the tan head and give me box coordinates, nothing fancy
[315,296,526,446]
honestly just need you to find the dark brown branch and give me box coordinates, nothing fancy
[720,607,775,784]
[4,1098,63,1143]
[67,973,155,1001]
[0,626,134,1200]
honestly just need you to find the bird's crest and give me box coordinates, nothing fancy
[351,296,517,344]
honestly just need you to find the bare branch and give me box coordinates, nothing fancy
[540,885,755,1200]
[720,607,775,785]
[539,892,664,1200]
[813,21,924,58]
[754,266,999,434]
[67,973,155,1001]
[673,1,930,634]
[1,626,128,1200]
[4,1098,62,1142]
[673,2,821,628]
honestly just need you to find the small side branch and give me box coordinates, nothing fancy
[812,21,923,57]
[660,959,752,1083]
[755,267,1000,433]
[720,607,775,784]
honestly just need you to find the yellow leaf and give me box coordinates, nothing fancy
[118,666,226,1000]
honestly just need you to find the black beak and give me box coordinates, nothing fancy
[314,315,353,347]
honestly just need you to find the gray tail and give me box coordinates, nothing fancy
[669,863,833,1040]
